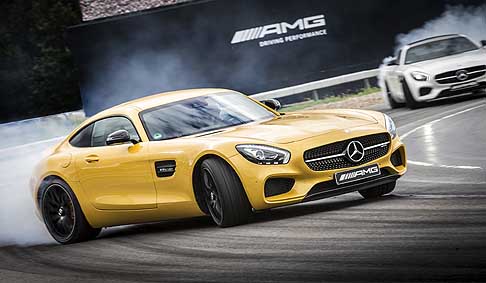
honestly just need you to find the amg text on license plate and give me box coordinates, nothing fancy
[335,164,381,185]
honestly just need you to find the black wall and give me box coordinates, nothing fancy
[67,0,484,115]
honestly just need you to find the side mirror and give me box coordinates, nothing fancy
[387,58,398,66]
[260,99,282,111]
[481,40,486,47]
[106,130,138,145]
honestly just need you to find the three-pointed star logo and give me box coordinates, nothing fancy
[346,141,365,163]
[455,70,469,81]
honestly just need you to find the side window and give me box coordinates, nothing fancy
[91,117,140,147]
[69,124,94,147]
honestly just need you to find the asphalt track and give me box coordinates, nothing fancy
[1,94,486,282]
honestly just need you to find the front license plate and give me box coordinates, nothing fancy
[335,164,381,185]
[450,82,478,90]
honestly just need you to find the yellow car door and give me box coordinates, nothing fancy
[73,116,157,210]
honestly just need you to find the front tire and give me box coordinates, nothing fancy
[385,81,404,109]
[359,182,396,199]
[40,178,101,244]
[401,77,423,109]
[200,158,252,227]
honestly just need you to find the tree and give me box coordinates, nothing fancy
[0,0,82,122]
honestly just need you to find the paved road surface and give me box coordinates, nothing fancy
[1,94,485,282]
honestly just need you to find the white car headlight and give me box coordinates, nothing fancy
[411,71,429,81]
[384,114,397,139]
[236,144,290,165]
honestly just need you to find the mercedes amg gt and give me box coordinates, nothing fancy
[382,34,486,109]
[31,89,407,244]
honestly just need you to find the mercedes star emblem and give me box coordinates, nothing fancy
[346,141,365,163]
[456,70,469,81]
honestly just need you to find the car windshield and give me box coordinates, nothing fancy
[140,92,276,141]
[405,37,478,64]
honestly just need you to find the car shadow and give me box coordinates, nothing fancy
[251,194,402,224]
[98,194,404,240]
[424,91,486,108]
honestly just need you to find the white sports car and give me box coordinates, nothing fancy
[382,34,486,109]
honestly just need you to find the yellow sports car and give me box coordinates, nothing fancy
[31,89,407,244]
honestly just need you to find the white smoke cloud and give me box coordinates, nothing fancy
[0,146,55,246]
[0,112,84,246]
[378,56,395,107]
[379,4,486,107]
[396,4,486,50]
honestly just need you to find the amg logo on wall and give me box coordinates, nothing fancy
[230,14,327,47]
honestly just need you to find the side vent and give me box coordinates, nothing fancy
[264,178,295,197]
[390,148,404,167]
[155,160,176,177]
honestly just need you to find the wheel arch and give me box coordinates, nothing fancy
[36,174,70,208]
[191,153,250,214]
[36,173,97,227]
[400,74,423,109]
[384,79,405,107]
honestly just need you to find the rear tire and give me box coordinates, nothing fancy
[401,77,423,109]
[40,178,101,244]
[385,81,404,109]
[359,182,396,199]
[200,158,252,227]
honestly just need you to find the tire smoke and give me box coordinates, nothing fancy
[0,112,85,246]
[395,4,486,50]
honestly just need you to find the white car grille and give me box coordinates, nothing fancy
[435,65,486,84]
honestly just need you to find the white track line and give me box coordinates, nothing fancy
[407,160,482,170]
[401,103,485,170]
[401,178,486,185]
[394,194,486,199]
[0,136,64,154]
[401,104,485,139]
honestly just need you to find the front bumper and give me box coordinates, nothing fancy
[407,74,486,101]
[303,167,400,202]
[229,131,407,210]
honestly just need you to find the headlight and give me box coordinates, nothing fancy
[236,144,290,165]
[411,71,429,81]
[384,114,397,139]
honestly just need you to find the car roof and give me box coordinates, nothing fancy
[93,88,233,118]
[405,34,466,48]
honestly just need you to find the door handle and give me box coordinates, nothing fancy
[84,155,100,163]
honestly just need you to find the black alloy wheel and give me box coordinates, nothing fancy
[42,184,76,239]
[202,167,224,225]
[199,158,252,227]
[40,178,101,244]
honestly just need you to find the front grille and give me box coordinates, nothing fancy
[435,65,486,84]
[304,133,390,171]
[438,82,486,98]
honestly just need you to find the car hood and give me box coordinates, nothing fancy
[210,110,379,144]
[410,49,486,74]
